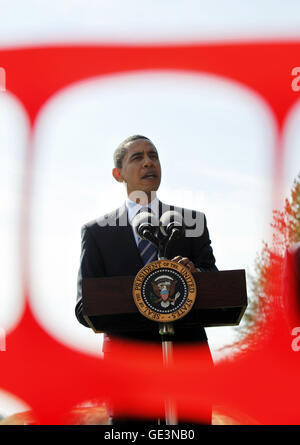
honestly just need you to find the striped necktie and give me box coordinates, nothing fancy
[138,237,157,265]
[136,206,158,265]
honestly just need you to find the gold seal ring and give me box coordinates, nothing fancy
[132,259,197,323]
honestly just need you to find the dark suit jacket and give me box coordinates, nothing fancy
[76,201,217,344]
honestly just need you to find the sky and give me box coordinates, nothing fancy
[1,0,300,417]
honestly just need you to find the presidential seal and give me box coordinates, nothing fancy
[133,260,197,323]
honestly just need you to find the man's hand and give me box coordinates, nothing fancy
[171,256,198,273]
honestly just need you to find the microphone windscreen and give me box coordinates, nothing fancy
[132,211,159,237]
[159,210,184,237]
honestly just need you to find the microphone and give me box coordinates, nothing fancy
[159,210,185,241]
[132,210,159,246]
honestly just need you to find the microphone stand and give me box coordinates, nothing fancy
[141,225,182,425]
[159,322,178,425]
[157,241,178,425]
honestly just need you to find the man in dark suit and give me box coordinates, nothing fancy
[75,134,217,424]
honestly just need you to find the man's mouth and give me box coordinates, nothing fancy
[141,173,157,179]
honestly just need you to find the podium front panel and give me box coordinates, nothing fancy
[82,270,247,333]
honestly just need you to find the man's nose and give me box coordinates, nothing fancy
[143,155,154,167]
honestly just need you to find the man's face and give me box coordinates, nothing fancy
[114,139,161,200]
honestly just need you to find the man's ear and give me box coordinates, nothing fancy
[112,168,123,183]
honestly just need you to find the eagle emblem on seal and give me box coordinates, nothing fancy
[151,275,180,308]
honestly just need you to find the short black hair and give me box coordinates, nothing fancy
[113,135,154,169]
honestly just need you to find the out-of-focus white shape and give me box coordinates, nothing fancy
[0,91,29,332]
[30,70,276,355]
[0,0,300,47]
[0,389,30,419]
[282,98,300,205]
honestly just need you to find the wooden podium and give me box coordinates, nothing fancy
[82,267,247,425]
[82,269,247,334]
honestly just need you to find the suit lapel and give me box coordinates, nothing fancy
[114,204,143,270]
[158,201,191,259]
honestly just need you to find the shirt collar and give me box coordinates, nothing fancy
[126,195,159,224]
